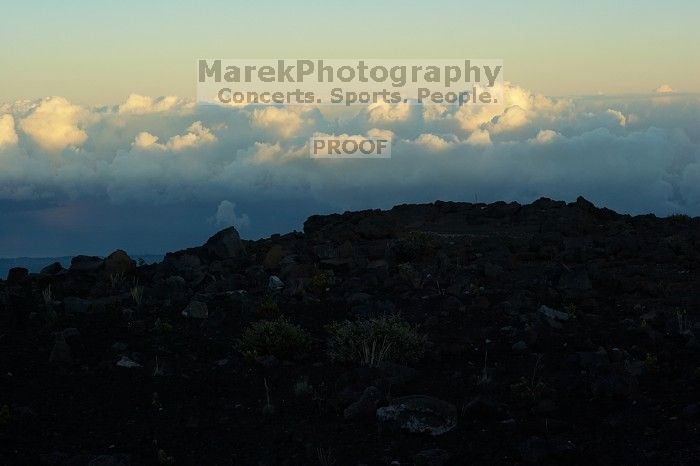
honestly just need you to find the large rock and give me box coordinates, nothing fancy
[40,262,64,275]
[104,250,135,275]
[49,339,72,364]
[182,300,208,319]
[205,227,245,259]
[376,395,457,436]
[70,255,104,273]
[538,305,570,322]
[344,386,380,421]
[6,267,28,284]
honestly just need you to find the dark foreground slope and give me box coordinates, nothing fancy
[1,198,699,465]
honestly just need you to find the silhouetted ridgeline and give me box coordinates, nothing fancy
[0,197,698,464]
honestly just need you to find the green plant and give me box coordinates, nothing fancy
[262,378,275,416]
[42,285,53,305]
[110,271,126,289]
[154,318,173,334]
[257,294,280,318]
[510,356,547,401]
[397,263,424,289]
[675,309,690,334]
[240,317,311,358]
[157,449,175,465]
[316,446,336,466]
[130,280,144,306]
[326,314,426,366]
[564,303,578,319]
[310,270,335,292]
[476,350,492,386]
[643,353,659,373]
[0,404,10,427]
[293,376,314,396]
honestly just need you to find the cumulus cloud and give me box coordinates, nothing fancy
[131,121,217,151]
[455,83,571,134]
[530,129,561,144]
[368,101,412,123]
[19,97,90,151]
[118,94,190,114]
[1,89,700,225]
[466,129,492,145]
[210,200,250,229]
[654,84,674,94]
[413,133,453,151]
[0,114,19,148]
[250,106,314,138]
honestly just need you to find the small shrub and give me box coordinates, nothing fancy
[42,285,53,305]
[130,281,144,306]
[668,213,691,223]
[397,263,424,289]
[643,353,659,373]
[262,378,275,416]
[0,405,10,427]
[326,314,426,366]
[293,376,314,396]
[310,270,335,292]
[317,446,336,466]
[241,317,311,358]
[154,318,173,334]
[257,294,280,318]
[110,271,126,289]
[510,357,547,401]
[157,449,175,466]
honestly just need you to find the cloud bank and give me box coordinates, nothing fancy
[1,87,699,254]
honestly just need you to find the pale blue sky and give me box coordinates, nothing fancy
[1,0,698,103]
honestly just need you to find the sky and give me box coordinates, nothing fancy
[0,1,699,257]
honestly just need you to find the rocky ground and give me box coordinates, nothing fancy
[1,197,699,465]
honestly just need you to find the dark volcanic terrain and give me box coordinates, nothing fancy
[1,198,699,465]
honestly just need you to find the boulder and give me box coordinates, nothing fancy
[40,262,64,275]
[344,386,380,421]
[205,227,245,259]
[376,395,457,436]
[104,250,135,275]
[268,275,284,291]
[64,297,92,314]
[49,339,72,364]
[538,305,570,322]
[182,300,208,319]
[70,255,103,273]
[116,356,141,369]
[6,267,28,284]
[262,245,284,269]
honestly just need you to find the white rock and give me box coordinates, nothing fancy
[116,356,142,368]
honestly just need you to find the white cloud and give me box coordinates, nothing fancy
[0,114,19,148]
[19,97,89,151]
[210,200,251,229]
[250,106,313,138]
[605,109,626,127]
[413,133,453,151]
[368,101,412,123]
[118,94,189,114]
[130,121,217,151]
[455,83,571,133]
[466,129,492,145]
[2,88,700,220]
[654,84,674,94]
[530,129,560,144]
